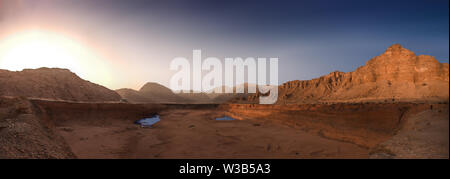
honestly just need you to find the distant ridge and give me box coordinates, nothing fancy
[116,82,258,104]
[116,82,192,103]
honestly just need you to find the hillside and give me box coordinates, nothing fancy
[243,44,449,104]
[0,68,121,102]
[116,82,191,103]
[116,88,154,103]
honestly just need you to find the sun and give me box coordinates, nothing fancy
[0,30,113,87]
[0,30,83,72]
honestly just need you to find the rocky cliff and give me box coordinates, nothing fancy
[245,44,449,104]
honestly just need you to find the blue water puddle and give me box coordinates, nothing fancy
[134,115,160,127]
[215,116,236,121]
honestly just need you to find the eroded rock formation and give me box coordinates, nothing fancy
[245,44,449,104]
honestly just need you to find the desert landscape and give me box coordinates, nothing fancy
[0,44,448,159]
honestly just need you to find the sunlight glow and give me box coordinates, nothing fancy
[0,30,112,87]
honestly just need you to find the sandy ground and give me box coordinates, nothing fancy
[370,107,449,159]
[4,97,446,159]
[57,109,369,159]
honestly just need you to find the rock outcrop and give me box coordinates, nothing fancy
[245,44,449,104]
[0,68,121,102]
[0,97,75,158]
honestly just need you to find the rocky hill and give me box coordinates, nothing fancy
[117,83,256,104]
[244,44,449,104]
[116,88,154,103]
[0,68,121,102]
[116,82,192,103]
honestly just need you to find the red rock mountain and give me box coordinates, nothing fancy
[244,44,449,104]
[0,68,121,102]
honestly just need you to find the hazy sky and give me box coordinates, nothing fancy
[0,0,448,90]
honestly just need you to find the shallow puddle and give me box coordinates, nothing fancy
[134,115,160,127]
[215,116,236,121]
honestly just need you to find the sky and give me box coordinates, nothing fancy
[0,0,448,90]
